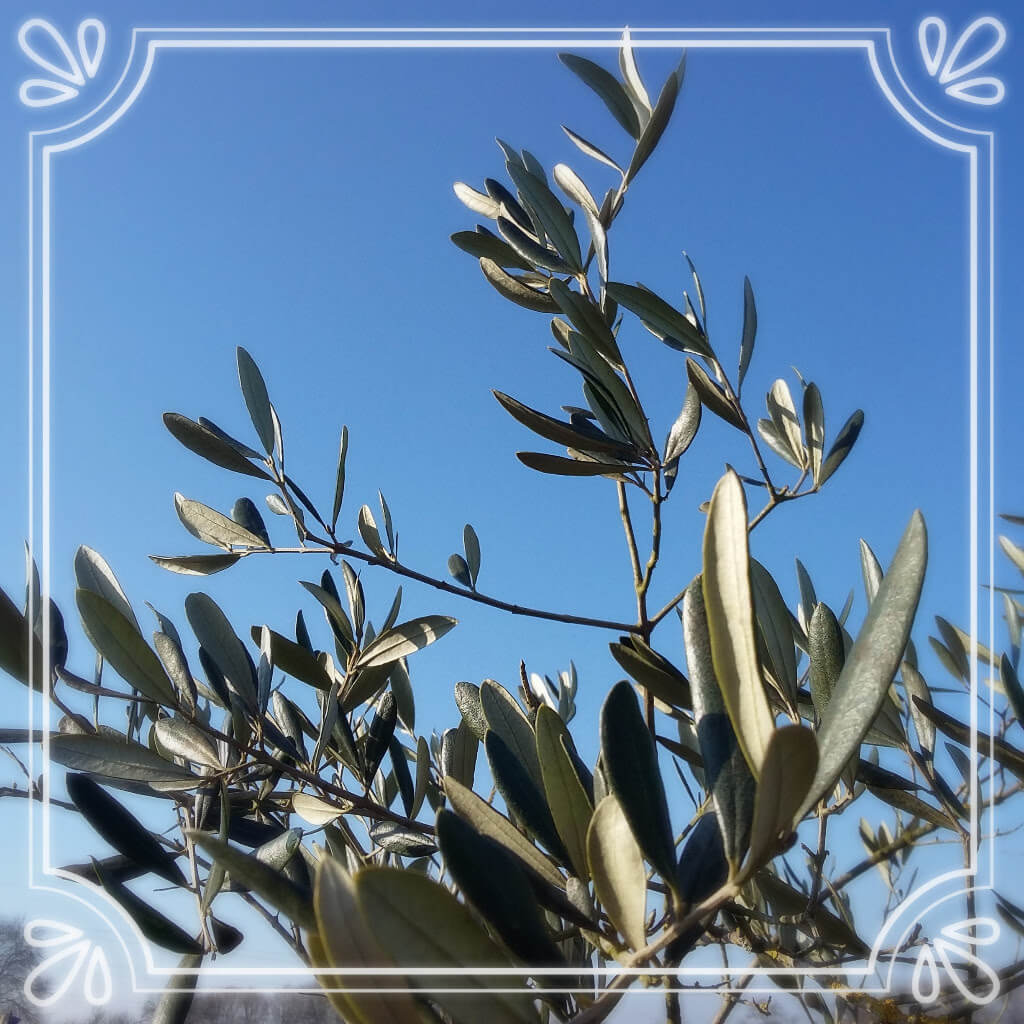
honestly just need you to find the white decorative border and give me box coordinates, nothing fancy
[21,21,1000,1002]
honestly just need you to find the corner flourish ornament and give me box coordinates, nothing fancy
[918,16,1006,106]
[18,18,106,108]
[911,918,1001,1007]
[23,920,113,1008]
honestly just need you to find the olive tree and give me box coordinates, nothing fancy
[2,35,1023,1024]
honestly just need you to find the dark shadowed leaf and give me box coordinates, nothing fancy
[441,720,479,790]
[253,627,330,690]
[818,410,864,485]
[451,227,534,270]
[516,451,637,477]
[437,809,565,968]
[448,553,472,588]
[481,680,542,789]
[231,498,270,548]
[486,731,568,865]
[162,414,272,481]
[609,635,691,710]
[797,512,927,819]
[494,390,637,460]
[93,859,202,953]
[444,776,565,890]
[750,560,797,705]
[803,383,825,485]
[600,680,676,884]
[737,276,757,393]
[667,812,729,961]
[66,773,187,886]
[0,584,44,690]
[913,697,1024,781]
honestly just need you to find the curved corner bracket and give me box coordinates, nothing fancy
[873,885,1000,1009]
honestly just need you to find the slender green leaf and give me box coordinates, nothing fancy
[1001,535,1024,574]
[702,471,775,777]
[803,383,825,485]
[451,227,534,270]
[149,554,242,576]
[185,593,256,710]
[154,718,221,769]
[559,52,641,137]
[737,276,757,393]
[174,494,267,550]
[808,603,844,718]
[625,60,683,182]
[607,282,711,359]
[454,681,488,740]
[0,585,44,690]
[189,832,315,928]
[453,181,501,218]
[236,347,275,456]
[686,359,744,429]
[901,661,935,757]
[481,680,543,790]
[766,379,804,467]
[561,125,624,175]
[750,560,798,706]
[663,383,702,467]
[52,734,198,784]
[162,413,272,481]
[463,524,481,586]
[535,705,593,880]
[478,258,559,313]
[797,512,928,819]
[548,279,623,368]
[74,547,139,631]
[1001,652,1024,723]
[76,590,177,706]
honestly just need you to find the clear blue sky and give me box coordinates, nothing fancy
[0,1,1021,1020]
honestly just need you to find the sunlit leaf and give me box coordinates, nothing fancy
[149,554,242,576]
[607,281,711,359]
[236,347,275,456]
[354,616,456,671]
[185,593,257,711]
[702,471,775,777]
[51,733,197,785]
[587,794,646,950]
[742,726,818,879]
[174,494,267,550]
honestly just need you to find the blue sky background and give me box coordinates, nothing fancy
[0,0,1021,1020]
